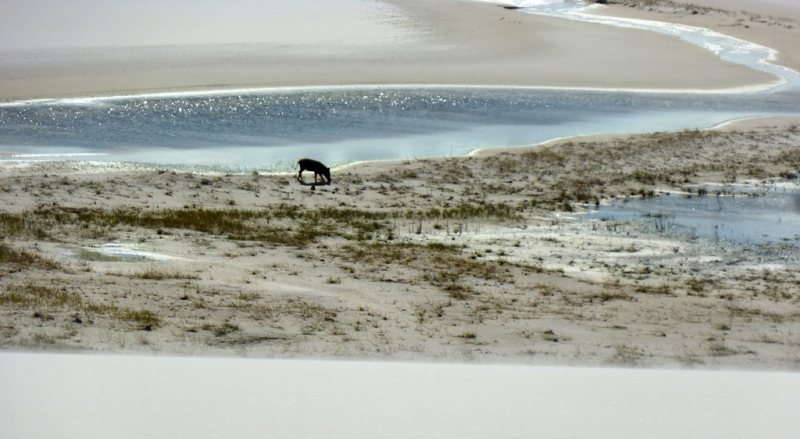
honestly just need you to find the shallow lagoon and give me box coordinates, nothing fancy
[585,184,800,245]
[2,85,799,172]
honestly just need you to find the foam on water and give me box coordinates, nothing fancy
[485,0,799,89]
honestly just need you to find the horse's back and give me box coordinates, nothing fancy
[298,158,325,170]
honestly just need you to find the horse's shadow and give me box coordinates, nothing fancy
[296,179,331,187]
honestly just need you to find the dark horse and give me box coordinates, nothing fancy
[296,158,331,185]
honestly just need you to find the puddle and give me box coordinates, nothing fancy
[584,184,800,245]
[74,243,176,262]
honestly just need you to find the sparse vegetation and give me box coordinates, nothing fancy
[0,243,60,270]
[608,343,644,365]
[128,266,200,281]
[116,309,161,331]
[0,126,798,368]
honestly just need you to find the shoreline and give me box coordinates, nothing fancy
[3,114,799,176]
[4,113,799,177]
[588,0,800,75]
[471,114,800,156]
[1,78,790,107]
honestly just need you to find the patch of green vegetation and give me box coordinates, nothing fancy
[0,282,163,331]
[130,266,199,281]
[0,212,51,240]
[685,277,716,294]
[405,202,521,221]
[587,291,634,303]
[0,201,531,252]
[115,309,161,330]
[726,305,791,323]
[237,292,261,301]
[335,240,544,298]
[440,282,475,301]
[199,321,240,337]
[607,343,644,365]
[634,283,673,296]
[707,341,754,357]
[0,242,60,270]
[0,283,86,311]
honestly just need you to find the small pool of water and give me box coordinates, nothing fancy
[584,184,800,245]
[76,243,176,262]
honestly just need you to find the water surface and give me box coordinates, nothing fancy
[2,86,798,172]
[585,185,800,245]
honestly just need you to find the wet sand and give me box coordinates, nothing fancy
[0,0,785,102]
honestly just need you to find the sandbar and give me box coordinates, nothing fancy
[589,0,800,74]
[0,0,788,101]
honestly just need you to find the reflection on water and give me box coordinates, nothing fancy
[584,185,800,245]
[1,86,798,171]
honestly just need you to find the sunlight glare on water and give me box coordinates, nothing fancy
[1,86,798,172]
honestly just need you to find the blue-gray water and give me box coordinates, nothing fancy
[2,85,799,172]
[584,186,800,245]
